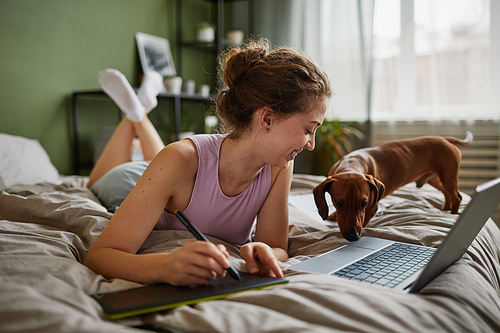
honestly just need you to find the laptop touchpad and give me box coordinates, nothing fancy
[319,246,374,273]
[290,246,374,274]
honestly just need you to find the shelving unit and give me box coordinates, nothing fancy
[175,0,254,81]
[71,90,212,175]
[70,1,254,175]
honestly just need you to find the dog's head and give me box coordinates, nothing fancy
[313,173,385,241]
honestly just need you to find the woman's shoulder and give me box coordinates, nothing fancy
[155,133,227,164]
[188,133,227,147]
[186,133,228,159]
[154,139,198,170]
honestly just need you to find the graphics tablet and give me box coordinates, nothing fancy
[92,272,288,319]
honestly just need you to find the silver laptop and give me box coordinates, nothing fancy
[289,177,500,293]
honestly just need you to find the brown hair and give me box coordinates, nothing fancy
[216,38,332,139]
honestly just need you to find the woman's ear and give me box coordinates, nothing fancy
[257,106,274,131]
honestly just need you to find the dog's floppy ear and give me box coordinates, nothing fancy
[313,177,335,220]
[365,175,385,217]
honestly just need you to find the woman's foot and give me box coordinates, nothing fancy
[137,71,164,113]
[98,69,145,122]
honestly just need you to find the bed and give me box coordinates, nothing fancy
[1,133,500,333]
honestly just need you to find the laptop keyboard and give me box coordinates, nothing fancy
[333,242,436,288]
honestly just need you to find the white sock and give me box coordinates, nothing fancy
[98,69,145,122]
[137,71,164,113]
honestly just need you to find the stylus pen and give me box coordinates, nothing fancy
[174,210,241,281]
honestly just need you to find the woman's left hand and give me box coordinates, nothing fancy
[240,242,284,278]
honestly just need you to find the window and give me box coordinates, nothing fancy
[371,0,497,121]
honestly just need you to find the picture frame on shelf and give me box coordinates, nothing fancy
[135,32,176,76]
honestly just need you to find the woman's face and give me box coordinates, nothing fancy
[267,99,327,169]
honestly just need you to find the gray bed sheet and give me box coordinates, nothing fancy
[0,175,499,332]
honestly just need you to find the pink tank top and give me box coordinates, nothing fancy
[155,134,272,245]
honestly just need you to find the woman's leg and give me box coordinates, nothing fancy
[134,115,165,161]
[87,118,135,188]
[87,116,165,189]
[88,69,165,189]
[134,71,165,159]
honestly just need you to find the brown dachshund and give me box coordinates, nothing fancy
[313,132,473,241]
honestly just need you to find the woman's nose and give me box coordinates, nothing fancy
[305,136,315,151]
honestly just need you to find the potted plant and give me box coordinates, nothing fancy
[196,22,215,43]
[295,120,365,176]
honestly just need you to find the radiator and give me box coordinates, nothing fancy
[371,120,500,224]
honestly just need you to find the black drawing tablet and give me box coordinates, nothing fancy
[92,272,289,319]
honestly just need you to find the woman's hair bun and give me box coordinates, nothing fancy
[221,39,270,89]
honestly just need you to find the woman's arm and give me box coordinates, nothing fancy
[84,141,231,285]
[240,163,294,277]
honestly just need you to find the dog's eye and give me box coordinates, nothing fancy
[359,201,368,210]
[336,201,344,209]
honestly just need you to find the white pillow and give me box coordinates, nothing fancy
[0,133,59,191]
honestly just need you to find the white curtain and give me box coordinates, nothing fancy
[248,0,375,121]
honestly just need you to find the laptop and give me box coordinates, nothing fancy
[289,177,500,293]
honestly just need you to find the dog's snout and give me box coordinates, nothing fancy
[345,228,360,241]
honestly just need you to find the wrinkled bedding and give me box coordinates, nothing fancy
[0,175,499,332]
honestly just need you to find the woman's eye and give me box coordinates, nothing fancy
[305,129,313,135]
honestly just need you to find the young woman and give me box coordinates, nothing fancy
[84,39,332,286]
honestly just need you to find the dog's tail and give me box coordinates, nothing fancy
[446,131,473,147]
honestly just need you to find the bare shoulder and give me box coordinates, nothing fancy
[145,139,198,184]
[154,139,198,168]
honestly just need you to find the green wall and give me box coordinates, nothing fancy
[0,0,177,175]
[0,0,235,175]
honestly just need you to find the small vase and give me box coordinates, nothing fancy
[197,28,215,43]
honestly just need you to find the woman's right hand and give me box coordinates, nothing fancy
[161,241,232,286]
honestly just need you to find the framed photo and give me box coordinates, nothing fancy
[135,32,176,77]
